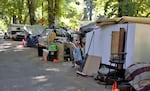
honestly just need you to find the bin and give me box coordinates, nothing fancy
[48,51,57,61]
[37,45,46,57]
[49,44,57,51]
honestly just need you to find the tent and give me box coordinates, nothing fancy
[86,16,150,68]
[24,24,46,47]
[25,24,46,36]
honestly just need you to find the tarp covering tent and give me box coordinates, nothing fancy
[24,24,46,47]
[86,16,150,68]
[25,24,46,36]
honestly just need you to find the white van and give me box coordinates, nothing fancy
[5,24,29,40]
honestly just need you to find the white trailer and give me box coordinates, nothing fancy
[86,17,150,68]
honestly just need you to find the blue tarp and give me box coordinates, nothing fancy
[25,34,39,47]
[24,24,46,47]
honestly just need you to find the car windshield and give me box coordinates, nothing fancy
[11,31,21,34]
[16,31,24,35]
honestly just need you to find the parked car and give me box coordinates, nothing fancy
[4,32,9,39]
[5,24,29,40]
[13,31,25,41]
[0,31,4,39]
[4,30,25,41]
[38,28,70,47]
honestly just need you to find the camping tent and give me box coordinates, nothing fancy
[25,24,46,36]
[86,16,150,68]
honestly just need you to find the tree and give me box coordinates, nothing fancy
[94,0,150,18]
[27,0,36,25]
[16,0,22,23]
[58,0,84,29]
[0,0,18,24]
[84,0,95,21]
[47,0,63,27]
[0,0,29,24]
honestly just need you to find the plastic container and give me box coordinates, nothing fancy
[49,44,57,51]
[37,45,46,57]
[48,51,57,61]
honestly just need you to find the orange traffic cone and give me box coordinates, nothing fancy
[53,59,58,63]
[112,81,120,91]
[22,39,25,47]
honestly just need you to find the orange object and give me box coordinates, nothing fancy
[39,17,45,25]
[113,88,120,91]
[112,81,120,91]
[22,39,25,47]
[53,59,58,63]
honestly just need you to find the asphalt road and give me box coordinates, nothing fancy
[0,39,111,91]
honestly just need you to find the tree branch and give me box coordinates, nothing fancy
[146,12,150,17]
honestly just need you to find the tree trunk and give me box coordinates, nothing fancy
[18,0,24,24]
[27,0,36,25]
[54,0,59,26]
[13,15,17,24]
[47,0,55,27]
[118,0,123,17]
[146,12,150,17]
[89,0,93,21]
[85,0,93,21]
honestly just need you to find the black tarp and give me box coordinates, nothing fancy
[80,22,96,33]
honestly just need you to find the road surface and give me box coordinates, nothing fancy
[0,40,111,91]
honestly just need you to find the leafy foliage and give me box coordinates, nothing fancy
[58,0,84,29]
[94,0,150,18]
[0,0,150,31]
